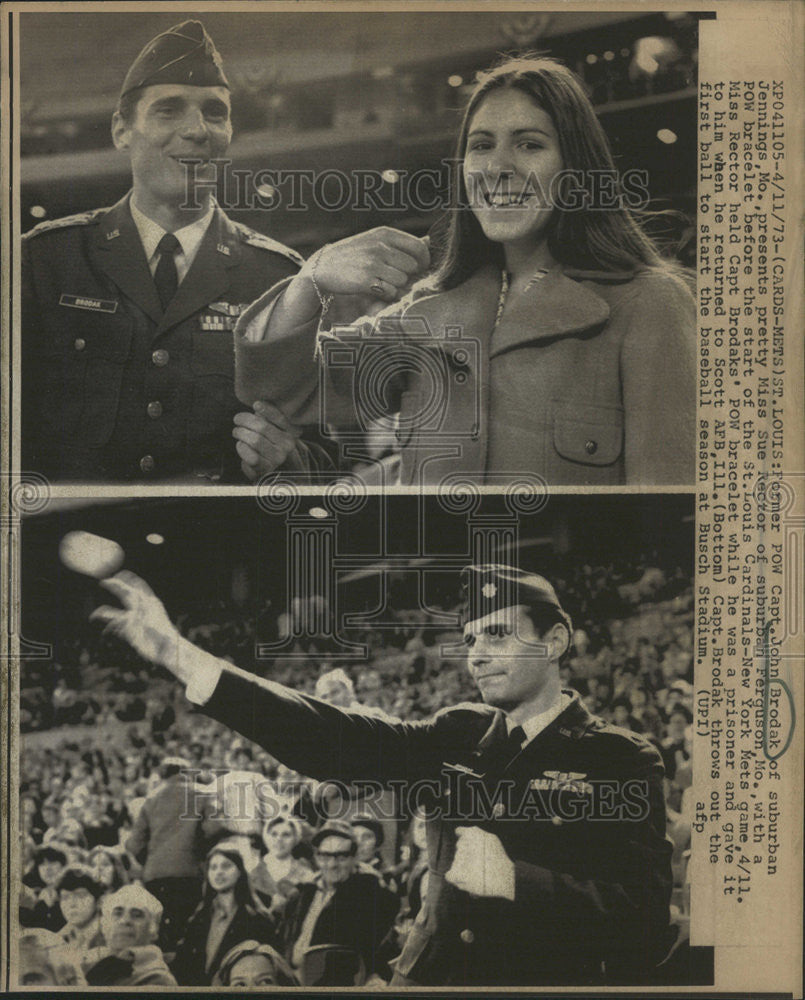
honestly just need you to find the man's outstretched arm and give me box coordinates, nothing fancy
[90,571,456,784]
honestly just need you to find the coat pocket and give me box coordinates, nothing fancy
[33,310,134,447]
[551,400,624,466]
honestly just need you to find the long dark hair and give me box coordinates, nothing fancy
[434,55,668,290]
[196,846,269,918]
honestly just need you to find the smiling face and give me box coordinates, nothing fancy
[112,84,232,216]
[228,952,278,988]
[207,852,240,893]
[463,88,563,255]
[464,604,560,713]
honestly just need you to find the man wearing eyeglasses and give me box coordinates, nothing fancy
[92,563,673,986]
[275,821,398,981]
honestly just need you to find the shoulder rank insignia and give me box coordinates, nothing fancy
[24,207,108,239]
[233,222,304,266]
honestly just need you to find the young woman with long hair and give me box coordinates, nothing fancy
[235,55,695,487]
[170,844,275,986]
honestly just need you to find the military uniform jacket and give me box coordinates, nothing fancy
[200,668,673,986]
[22,194,302,481]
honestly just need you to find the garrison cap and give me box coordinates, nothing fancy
[461,563,572,634]
[120,20,229,99]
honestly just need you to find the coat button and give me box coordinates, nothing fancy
[74,338,86,351]
[139,455,156,474]
[146,401,163,419]
[460,928,475,945]
[551,815,563,826]
[152,349,170,367]
[492,801,505,818]
[585,439,598,455]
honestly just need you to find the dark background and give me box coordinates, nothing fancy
[19,10,703,257]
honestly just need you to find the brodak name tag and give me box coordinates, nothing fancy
[59,294,118,314]
[199,301,248,332]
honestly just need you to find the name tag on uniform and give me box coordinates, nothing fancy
[59,294,118,313]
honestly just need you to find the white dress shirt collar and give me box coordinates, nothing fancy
[129,196,215,283]
[507,690,573,745]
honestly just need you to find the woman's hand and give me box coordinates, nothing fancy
[301,227,431,303]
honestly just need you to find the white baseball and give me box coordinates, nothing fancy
[58,531,125,579]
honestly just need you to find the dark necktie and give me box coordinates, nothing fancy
[479,719,527,774]
[153,232,181,310]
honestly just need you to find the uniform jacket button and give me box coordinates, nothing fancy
[146,401,163,419]
[585,439,598,455]
[74,338,86,351]
[151,349,169,366]
[460,928,475,945]
[139,455,156,474]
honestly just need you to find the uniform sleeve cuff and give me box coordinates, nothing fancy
[184,659,224,705]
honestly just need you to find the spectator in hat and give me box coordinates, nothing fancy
[212,939,298,987]
[350,814,398,892]
[125,755,213,950]
[57,865,106,956]
[250,816,314,914]
[22,19,327,484]
[170,842,276,986]
[83,884,176,986]
[277,821,399,981]
[90,562,673,986]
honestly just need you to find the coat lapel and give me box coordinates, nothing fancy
[92,194,163,324]
[489,267,611,358]
[400,265,502,367]
[158,206,240,335]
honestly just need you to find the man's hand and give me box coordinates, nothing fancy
[89,571,185,678]
[233,401,302,480]
[445,826,515,900]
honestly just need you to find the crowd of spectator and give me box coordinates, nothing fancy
[18,548,694,986]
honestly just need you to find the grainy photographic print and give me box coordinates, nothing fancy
[14,8,701,488]
[16,492,710,990]
[1,3,803,998]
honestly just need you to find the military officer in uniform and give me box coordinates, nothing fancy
[91,563,674,986]
[22,20,320,482]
